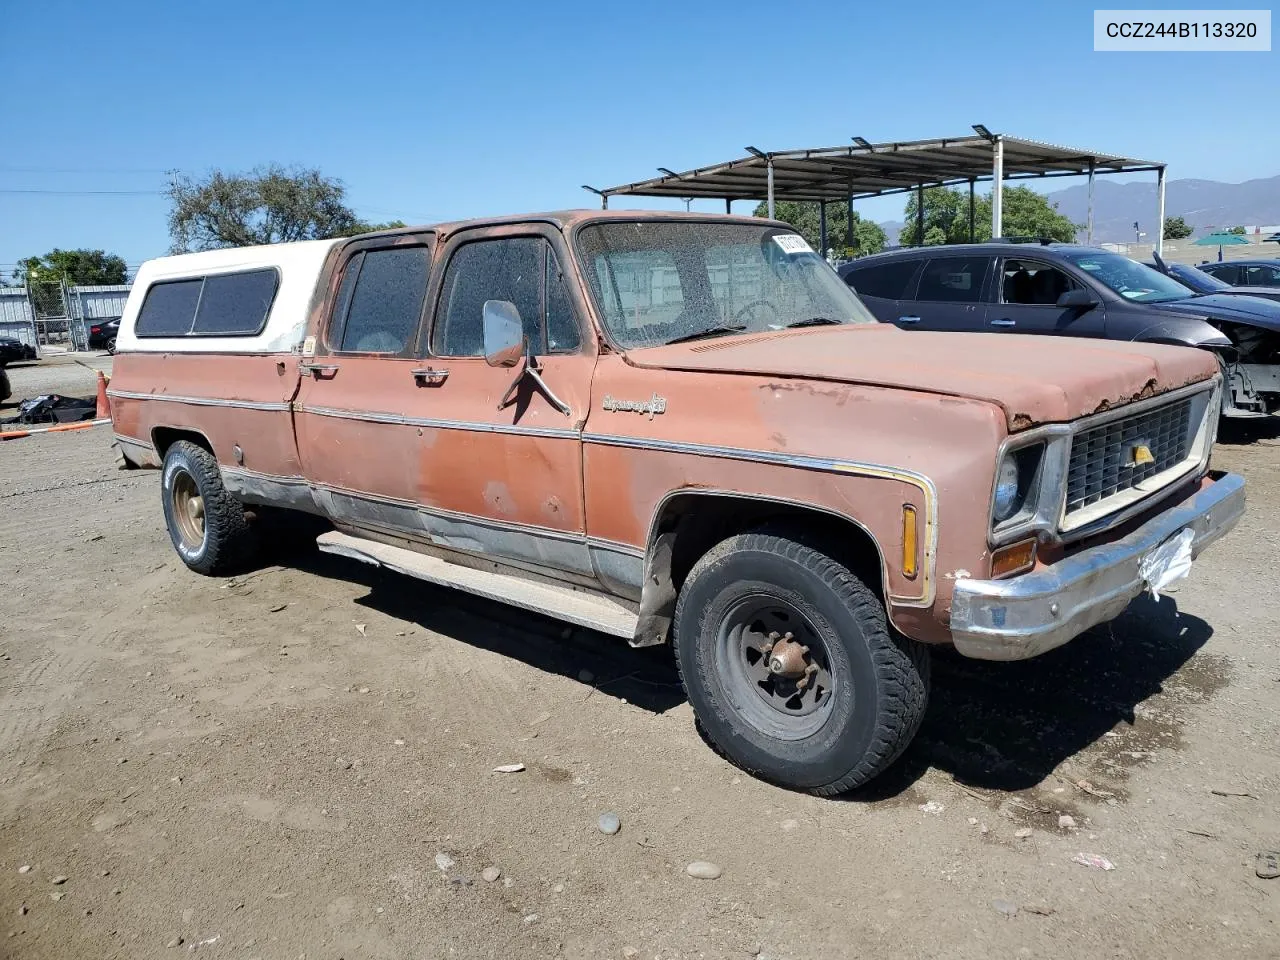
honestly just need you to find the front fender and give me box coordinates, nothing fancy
[1131,317,1235,357]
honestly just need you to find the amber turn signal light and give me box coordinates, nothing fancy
[991,539,1037,579]
[902,504,918,580]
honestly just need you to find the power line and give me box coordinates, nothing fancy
[0,188,164,196]
[0,165,170,174]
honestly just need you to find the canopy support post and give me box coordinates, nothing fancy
[1086,160,1096,244]
[991,136,1004,239]
[846,191,854,250]
[915,183,924,246]
[725,198,731,215]
[819,200,828,259]
[1155,165,1167,257]
[766,158,775,220]
[968,179,975,242]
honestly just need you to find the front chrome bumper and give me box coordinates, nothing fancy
[949,472,1245,661]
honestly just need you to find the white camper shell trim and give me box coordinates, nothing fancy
[115,238,342,354]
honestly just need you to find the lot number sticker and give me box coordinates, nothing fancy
[772,234,813,255]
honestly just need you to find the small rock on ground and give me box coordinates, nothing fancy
[481,867,501,883]
[598,812,621,835]
[17,865,31,875]
[435,853,456,872]
[50,876,67,885]
[1255,851,1280,880]
[993,899,1019,916]
[686,861,723,880]
[166,937,184,948]
[1058,815,1078,830]
[1015,828,1033,839]
[578,669,595,684]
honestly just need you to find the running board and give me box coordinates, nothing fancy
[316,530,640,639]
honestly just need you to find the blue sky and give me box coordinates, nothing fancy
[2,0,1275,275]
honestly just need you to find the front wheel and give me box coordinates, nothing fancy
[673,530,930,795]
[161,441,256,575]
[106,338,116,355]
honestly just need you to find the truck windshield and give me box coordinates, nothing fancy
[1064,251,1193,304]
[576,221,877,349]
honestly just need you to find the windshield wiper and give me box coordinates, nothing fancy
[664,324,747,345]
[784,316,843,328]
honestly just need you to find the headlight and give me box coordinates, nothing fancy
[993,457,1021,522]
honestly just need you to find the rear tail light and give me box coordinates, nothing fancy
[90,326,101,334]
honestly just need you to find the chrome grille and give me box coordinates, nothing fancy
[1065,398,1194,516]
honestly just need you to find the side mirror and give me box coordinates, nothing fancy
[483,300,526,368]
[1056,289,1097,309]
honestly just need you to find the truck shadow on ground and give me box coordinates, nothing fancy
[298,552,1215,798]
[298,552,687,714]
[855,594,1216,800]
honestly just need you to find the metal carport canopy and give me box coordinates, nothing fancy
[593,129,1169,252]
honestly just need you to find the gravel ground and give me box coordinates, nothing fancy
[1,357,1277,959]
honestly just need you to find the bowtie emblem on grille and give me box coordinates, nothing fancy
[1128,441,1155,467]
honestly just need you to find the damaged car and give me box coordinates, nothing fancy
[841,242,1280,418]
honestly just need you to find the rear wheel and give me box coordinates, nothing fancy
[161,441,256,575]
[106,338,117,355]
[673,530,930,795]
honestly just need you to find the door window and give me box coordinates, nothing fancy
[847,260,921,299]
[433,237,580,357]
[1244,264,1280,286]
[1203,263,1240,284]
[328,247,431,353]
[916,257,990,303]
[999,258,1078,305]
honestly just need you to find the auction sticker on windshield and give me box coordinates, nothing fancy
[772,235,813,255]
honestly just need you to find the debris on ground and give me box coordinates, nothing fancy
[1072,853,1115,871]
[992,899,1019,916]
[598,812,621,835]
[918,800,945,815]
[685,861,723,880]
[1255,851,1280,880]
[1023,904,1057,916]
[1058,815,1078,830]
[493,763,525,774]
[481,867,501,883]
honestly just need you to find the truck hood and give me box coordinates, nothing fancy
[1156,293,1280,333]
[624,325,1216,430]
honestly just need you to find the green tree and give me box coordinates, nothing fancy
[898,185,1078,246]
[167,165,366,252]
[1163,216,1193,240]
[1227,225,1247,235]
[12,248,128,286]
[753,200,886,257]
[331,218,408,237]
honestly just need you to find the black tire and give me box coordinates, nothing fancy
[160,440,256,575]
[106,338,117,355]
[0,367,10,405]
[673,530,930,795]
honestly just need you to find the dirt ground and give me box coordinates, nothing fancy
[1,356,1277,960]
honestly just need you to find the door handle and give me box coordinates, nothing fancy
[989,318,1016,327]
[299,363,340,378]
[897,316,922,324]
[412,367,449,386]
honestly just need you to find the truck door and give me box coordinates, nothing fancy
[412,227,597,581]
[293,234,436,533]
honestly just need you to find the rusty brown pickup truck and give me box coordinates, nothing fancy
[109,211,1245,794]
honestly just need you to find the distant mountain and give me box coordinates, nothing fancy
[1044,175,1280,243]
[879,220,903,246]
[875,175,1280,245]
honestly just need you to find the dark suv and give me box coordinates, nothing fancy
[840,243,1280,418]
